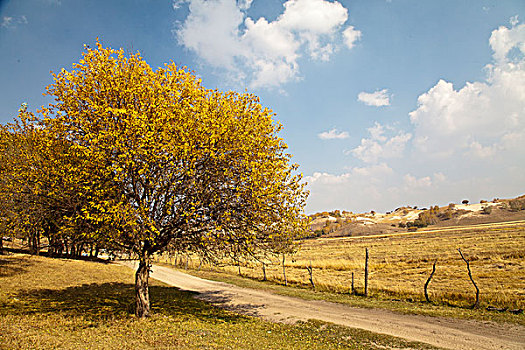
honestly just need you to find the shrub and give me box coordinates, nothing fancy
[509,199,525,211]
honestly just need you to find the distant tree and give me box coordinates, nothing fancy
[330,210,341,217]
[482,206,493,215]
[509,198,525,211]
[462,199,469,205]
[322,220,332,235]
[410,205,440,228]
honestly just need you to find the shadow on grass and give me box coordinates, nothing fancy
[4,282,246,324]
[3,247,114,264]
[0,255,35,277]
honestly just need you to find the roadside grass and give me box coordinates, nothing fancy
[157,224,525,325]
[0,254,439,350]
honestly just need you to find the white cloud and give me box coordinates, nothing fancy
[304,164,393,212]
[306,20,525,213]
[1,15,28,29]
[176,0,245,70]
[1,17,13,28]
[357,89,391,106]
[342,26,361,49]
[403,174,432,188]
[173,0,185,9]
[467,141,498,159]
[409,22,525,161]
[489,22,525,64]
[174,0,358,89]
[350,122,411,163]
[433,172,446,183]
[278,0,348,34]
[237,0,253,10]
[318,128,349,140]
[510,15,519,27]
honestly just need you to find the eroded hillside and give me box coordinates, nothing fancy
[309,195,525,238]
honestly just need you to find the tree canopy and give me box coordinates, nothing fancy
[1,42,308,317]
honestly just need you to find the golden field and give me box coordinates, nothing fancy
[0,254,437,349]
[166,223,525,310]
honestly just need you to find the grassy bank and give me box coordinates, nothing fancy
[0,253,438,349]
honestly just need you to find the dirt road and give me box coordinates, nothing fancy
[121,261,524,350]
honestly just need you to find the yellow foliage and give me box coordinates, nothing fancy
[34,40,308,261]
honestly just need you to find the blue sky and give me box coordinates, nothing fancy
[1,0,524,213]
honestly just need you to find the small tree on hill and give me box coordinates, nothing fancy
[38,41,308,317]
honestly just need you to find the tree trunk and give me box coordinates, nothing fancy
[63,239,69,256]
[135,258,151,318]
[30,232,40,256]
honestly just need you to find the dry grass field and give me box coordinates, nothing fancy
[168,223,525,310]
[0,254,438,350]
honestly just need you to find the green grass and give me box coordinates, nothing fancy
[0,254,440,350]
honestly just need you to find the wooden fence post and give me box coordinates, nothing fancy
[282,254,288,286]
[306,261,315,289]
[364,248,369,297]
[458,248,480,308]
[424,260,437,303]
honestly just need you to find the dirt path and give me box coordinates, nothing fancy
[121,261,524,350]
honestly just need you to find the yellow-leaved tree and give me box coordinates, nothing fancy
[39,41,308,317]
[0,104,113,257]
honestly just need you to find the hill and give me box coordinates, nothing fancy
[308,194,525,238]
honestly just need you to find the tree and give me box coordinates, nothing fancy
[40,41,308,317]
[0,104,110,258]
[462,199,469,205]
